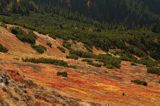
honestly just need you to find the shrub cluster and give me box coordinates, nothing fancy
[118,51,158,67]
[32,45,46,54]
[0,22,7,28]
[135,58,157,67]
[11,27,37,44]
[131,80,148,86]
[57,71,68,77]
[68,65,78,69]
[66,54,79,60]
[69,50,94,58]
[47,41,52,48]
[82,59,102,67]
[63,41,72,50]
[57,46,66,53]
[85,45,93,52]
[0,44,8,53]
[95,54,121,68]
[119,51,137,61]
[126,45,146,57]
[68,50,121,68]
[147,67,160,75]
[22,57,69,67]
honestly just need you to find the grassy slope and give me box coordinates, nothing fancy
[0,25,160,105]
[1,13,160,61]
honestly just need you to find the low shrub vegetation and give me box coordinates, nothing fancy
[131,62,137,66]
[82,59,102,67]
[122,92,126,96]
[131,80,148,86]
[47,41,52,48]
[135,58,157,67]
[63,41,72,50]
[66,54,79,60]
[10,27,37,44]
[126,45,146,57]
[0,44,8,53]
[82,59,93,63]
[0,22,7,28]
[69,50,94,58]
[68,65,78,69]
[90,62,102,67]
[57,46,66,53]
[32,45,47,54]
[70,50,121,68]
[85,45,93,52]
[57,71,68,77]
[95,54,121,68]
[1,12,160,62]
[119,52,137,62]
[147,67,160,75]
[22,57,69,67]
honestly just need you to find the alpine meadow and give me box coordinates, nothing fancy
[0,0,160,105]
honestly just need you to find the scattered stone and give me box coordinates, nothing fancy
[0,74,9,86]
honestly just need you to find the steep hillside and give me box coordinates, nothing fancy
[0,0,160,105]
[0,23,160,106]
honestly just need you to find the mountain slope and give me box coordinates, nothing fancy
[0,25,160,106]
[0,0,160,105]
